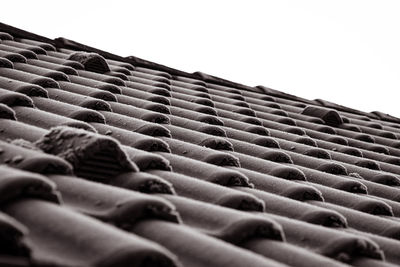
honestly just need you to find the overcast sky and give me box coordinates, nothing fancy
[3,0,400,117]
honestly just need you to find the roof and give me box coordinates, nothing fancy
[0,22,400,267]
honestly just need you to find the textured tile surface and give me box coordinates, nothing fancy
[1,22,400,266]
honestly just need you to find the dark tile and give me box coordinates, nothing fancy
[239,187,346,227]
[2,40,47,55]
[133,220,285,267]
[163,125,232,150]
[0,88,33,107]
[26,59,78,75]
[0,140,72,175]
[159,153,251,187]
[134,67,172,79]
[77,69,126,86]
[130,71,170,83]
[2,25,400,267]
[0,76,48,97]
[58,80,117,101]
[45,88,112,111]
[160,195,284,243]
[14,62,70,81]
[0,44,38,59]
[302,106,343,126]
[312,201,400,240]
[37,54,85,69]
[169,115,226,136]
[111,171,175,194]
[0,50,27,63]
[0,68,59,88]
[231,167,323,201]
[0,32,13,40]
[0,165,60,204]
[68,75,121,94]
[150,170,264,211]
[17,38,56,51]
[92,123,170,152]
[49,174,180,225]
[35,126,138,180]
[267,213,384,262]
[125,80,171,95]
[243,239,348,267]
[116,89,170,105]
[67,51,110,73]
[4,199,180,267]
[13,106,96,131]
[0,119,46,141]
[0,208,30,261]
[123,145,172,172]
[128,75,170,90]
[31,97,106,123]
[99,111,171,136]
[303,182,393,216]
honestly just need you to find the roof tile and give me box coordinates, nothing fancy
[239,187,346,227]
[151,170,264,211]
[16,38,56,51]
[2,40,47,55]
[49,174,180,225]
[37,54,85,69]
[0,210,30,263]
[133,220,286,267]
[0,140,72,174]
[0,103,16,120]
[13,105,96,132]
[0,50,26,63]
[4,199,180,267]
[268,213,384,262]
[0,44,38,59]
[161,195,284,243]
[123,145,172,171]
[0,165,60,204]
[243,239,348,267]
[0,67,59,88]
[35,126,137,179]
[2,24,400,266]
[111,171,175,194]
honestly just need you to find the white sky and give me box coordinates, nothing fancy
[3,0,400,117]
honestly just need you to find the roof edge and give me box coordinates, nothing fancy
[54,38,260,94]
[256,85,317,105]
[0,22,54,44]
[1,22,400,123]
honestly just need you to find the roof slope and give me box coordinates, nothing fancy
[1,22,400,267]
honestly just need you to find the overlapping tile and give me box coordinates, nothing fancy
[1,23,400,266]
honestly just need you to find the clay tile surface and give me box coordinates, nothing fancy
[1,22,400,266]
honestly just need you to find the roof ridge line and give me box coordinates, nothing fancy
[0,22,250,91]
[257,85,400,124]
[0,22,54,44]
[1,21,400,124]
[55,37,261,93]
